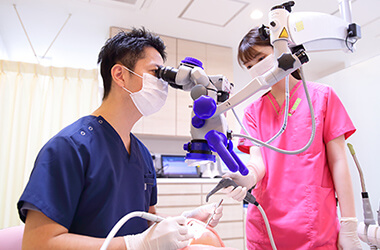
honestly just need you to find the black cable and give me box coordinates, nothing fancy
[208,77,216,87]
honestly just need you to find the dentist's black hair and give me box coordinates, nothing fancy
[97,27,167,100]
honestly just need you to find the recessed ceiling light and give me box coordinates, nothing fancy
[250,9,263,20]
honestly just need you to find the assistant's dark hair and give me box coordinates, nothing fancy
[237,27,272,67]
[97,27,167,100]
[237,27,301,79]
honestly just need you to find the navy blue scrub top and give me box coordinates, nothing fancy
[18,115,157,237]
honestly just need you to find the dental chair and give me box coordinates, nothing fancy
[0,225,24,250]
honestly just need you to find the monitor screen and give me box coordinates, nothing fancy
[160,155,200,178]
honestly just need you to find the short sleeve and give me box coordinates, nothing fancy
[323,87,356,143]
[17,136,85,229]
[150,185,157,206]
[237,107,258,154]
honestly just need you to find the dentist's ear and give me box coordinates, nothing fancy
[111,64,126,88]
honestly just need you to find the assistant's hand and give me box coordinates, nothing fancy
[220,167,257,202]
[338,217,362,250]
[181,203,223,228]
[124,216,193,250]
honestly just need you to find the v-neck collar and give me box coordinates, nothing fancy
[267,80,303,115]
[95,115,135,159]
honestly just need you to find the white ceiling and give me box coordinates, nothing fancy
[0,0,379,81]
[178,0,249,27]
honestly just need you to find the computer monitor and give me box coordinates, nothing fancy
[159,155,200,178]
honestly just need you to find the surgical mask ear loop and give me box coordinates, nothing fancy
[121,65,143,79]
[121,86,132,94]
[119,64,143,94]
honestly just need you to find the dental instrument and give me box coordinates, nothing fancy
[204,199,223,229]
[206,178,277,250]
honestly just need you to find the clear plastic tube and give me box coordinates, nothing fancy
[263,74,290,145]
[232,75,290,147]
[257,204,277,250]
[233,67,316,155]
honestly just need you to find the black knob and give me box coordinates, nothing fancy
[258,25,269,41]
[271,1,295,12]
[277,53,295,71]
[282,1,295,12]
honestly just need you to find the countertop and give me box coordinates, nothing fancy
[156,178,222,184]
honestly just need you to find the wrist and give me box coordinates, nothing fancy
[124,235,134,250]
[339,217,359,233]
[124,233,147,250]
[340,217,358,222]
[247,162,265,182]
[246,165,258,189]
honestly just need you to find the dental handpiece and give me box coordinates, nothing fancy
[347,143,376,227]
[101,212,164,250]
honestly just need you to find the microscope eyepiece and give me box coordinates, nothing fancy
[156,66,183,89]
[156,66,178,84]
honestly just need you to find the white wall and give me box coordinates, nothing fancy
[0,34,7,59]
[318,55,380,249]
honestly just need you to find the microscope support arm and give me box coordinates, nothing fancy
[213,51,304,117]
[155,1,361,176]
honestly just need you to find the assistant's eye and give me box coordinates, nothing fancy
[257,56,266,62]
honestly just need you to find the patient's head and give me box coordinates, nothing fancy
[180,218,238,249]
[179,218,239,250]
[186,219,224,247]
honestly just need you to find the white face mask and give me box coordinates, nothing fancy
[248,54,275,79]
[121,65,168,116]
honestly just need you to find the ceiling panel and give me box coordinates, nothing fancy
[179,0,248,27]
[88,0,147,9]
[0,0,379,80]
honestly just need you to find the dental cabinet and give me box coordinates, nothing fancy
[110,27,235,137]
[156,178,246,249]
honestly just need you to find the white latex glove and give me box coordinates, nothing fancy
[338,217,362,250]
[181,203,223,228]
[220,167,257,202]
[124,216,193,250]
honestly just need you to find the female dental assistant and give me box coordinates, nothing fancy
[223,27,362,249]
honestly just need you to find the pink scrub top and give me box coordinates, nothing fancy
[238,81,355,249]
